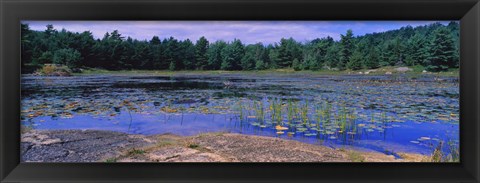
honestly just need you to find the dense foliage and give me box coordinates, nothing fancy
[21,22,459,72]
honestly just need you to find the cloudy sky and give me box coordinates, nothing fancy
[23,21,453,44]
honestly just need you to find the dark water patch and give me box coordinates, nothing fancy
[112,80,224,90]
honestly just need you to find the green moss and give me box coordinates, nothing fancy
[128,149,146,155]
[188,144,199,149]
[105,158,117,163]
[347,151,366,162]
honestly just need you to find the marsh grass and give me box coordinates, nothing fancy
[237,101,244,121]
[156,140,177,148]
[253,101,265,124]
[128,149,146,155]
[446,140,460,162]
[287,99,295,126]
[269,98,283,126]
[188,144,200,149]
[233,96,448,149]
[315,104,323,131]
[347,151,366,162]
[430,141,444,162]
[300,100,309,126]
[429,140,460,162]
[105,158,117,163]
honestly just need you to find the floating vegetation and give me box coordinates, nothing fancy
[275,125,288,131]
[161,106,178,113]
[20,74,459,157]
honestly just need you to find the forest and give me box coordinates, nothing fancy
[21,22,459,73]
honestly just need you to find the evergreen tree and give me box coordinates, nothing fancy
[221,39,244,70]
[267,45,280,69]
[292,58,302,71]
[405,33,427,66]
[364,47,379,69]
[240,45,256,70]
[20,22,460,73]
[168,61,175,71]
[52,48,82,68]
[339,29,354,70]
[276,38,302,68]
[424,27,457,71]
[325,43,340,69]
[241,43,267,70]
[21,24,33,68]
[147,36,163,69]
[195,36,209,70]
[163,37,181,70]
[179,39,196,70]
[347,50,363,70]
[206,41,227,70]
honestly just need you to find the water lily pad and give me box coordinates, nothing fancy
[297,127,308,132]
[275,125,288,131]
[418,137,431,141]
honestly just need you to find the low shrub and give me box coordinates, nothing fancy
[33,64,72,76]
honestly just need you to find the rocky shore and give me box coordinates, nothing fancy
[21,130,428,162]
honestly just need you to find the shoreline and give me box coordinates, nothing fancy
[21,129,430,163]
[73,67,459,77]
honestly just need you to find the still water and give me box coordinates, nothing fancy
[21,74,459,156]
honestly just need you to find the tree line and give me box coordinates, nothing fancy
[21,22,459,73]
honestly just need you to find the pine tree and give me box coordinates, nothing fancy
[364,47,379,69]
[206,41,227,70]
[276,38,302,68]
[179,39,196,70]
[325,43,340,69]
[339,29,354,70]
[168,61,175,71]
[221,39,244,70]
[195,36,209,70]
[19,21,460,73]
[347,50,364,70]
[163,37,181,70]
[405,34,427,66]
[52,48,82,68]
[424,27,456,71]
[292,58,302,71]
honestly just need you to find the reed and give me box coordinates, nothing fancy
[324,102,332,126]
[370,111,375,123]
[381,111,388,127]
[300,100,309,126]
[446,140,459,162]
[315,103,323,130]
[254,100,265,124]
[274,98,283,125]
[269,98,275,122]
[237,101,244,121]
[287,99,295,126]
[430,141,444,162]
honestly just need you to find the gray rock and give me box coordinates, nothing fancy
[394,67,412,72]
[21,130,154,162]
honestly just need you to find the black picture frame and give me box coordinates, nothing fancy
[1,0,479,182]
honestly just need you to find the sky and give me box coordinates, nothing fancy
[22,21,454,45]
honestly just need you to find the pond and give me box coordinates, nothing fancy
[21,73,459,157]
